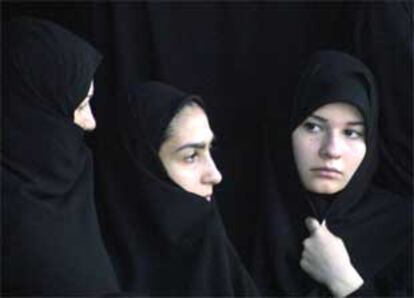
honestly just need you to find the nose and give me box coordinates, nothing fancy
[202,155,223,185]
[319,131,342,159]
[83,105,97,131]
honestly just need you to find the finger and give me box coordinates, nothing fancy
[305,217,320,234]
[321,219,327,228]
[301,248,311,261]
[321,220,334,235]
[299,258,309,272]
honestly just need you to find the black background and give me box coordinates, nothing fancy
[3,1,412,246]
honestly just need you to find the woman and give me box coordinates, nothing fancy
[2,17,119,295]
[94,81,258,296]
[248,50,412,296]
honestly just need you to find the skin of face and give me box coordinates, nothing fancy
[292,102,367,195]
[73,81,96,131]
[158,104,222,200]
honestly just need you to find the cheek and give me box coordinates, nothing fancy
[346,143,367,174]
[293,135,319,169]
[166,163,200,189]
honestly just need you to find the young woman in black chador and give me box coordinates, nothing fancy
[2,18,119,295]
[249,50,412,296]
[94,81,259,296]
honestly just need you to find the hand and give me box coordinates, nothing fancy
[300,217,364,297]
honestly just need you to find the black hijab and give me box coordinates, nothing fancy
[290,50,377,220]
[250,50,412,296]
[2,17,119,295]
[94,81,258,296]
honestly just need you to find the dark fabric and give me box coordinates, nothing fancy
[3,5,411,296]
[3,1,410,258]
[1,17,119,295]
[94,81,259,296]
[248,50,412,296]
[2,1,356,261]
[86,2,352,254]
[351,1,413,196]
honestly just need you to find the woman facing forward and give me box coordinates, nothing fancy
[249,50,412,297]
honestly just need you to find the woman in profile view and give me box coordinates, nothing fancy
[94,81,259,296]
[2,17,119,295]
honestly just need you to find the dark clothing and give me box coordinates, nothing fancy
[248,51,412,296]
[352,1,413,197]
[252,160,412,296]
[94,82,259,296]
[2,17,119,295]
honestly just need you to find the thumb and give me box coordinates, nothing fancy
[305,217,320,234]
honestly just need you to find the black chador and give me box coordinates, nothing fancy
[249,51,412,296]
[2,18,119,295]
[94,81,259,296]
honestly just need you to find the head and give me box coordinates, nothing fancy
[4,17,102,119]
[292,102,366,194]
[158,101,222,200]
[73,81,96,131]
[289,50,377,201]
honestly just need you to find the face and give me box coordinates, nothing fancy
[73,81,96,131]
[158,104,222,201]
[292,102,366,194]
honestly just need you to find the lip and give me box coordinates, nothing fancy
[311,167,342,179]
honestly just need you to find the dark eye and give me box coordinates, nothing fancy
[344,129,364,139]
[303,121,322,133]
[184,152,198,163]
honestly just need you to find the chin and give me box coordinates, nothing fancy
[84,124,96,131]
[307,182,344,195]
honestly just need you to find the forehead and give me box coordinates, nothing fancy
[313,102,363,123]
[168,104,213,143]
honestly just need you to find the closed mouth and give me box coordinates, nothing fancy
[311,167,342,176]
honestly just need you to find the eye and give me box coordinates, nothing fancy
[184,152,198,164]
[303,121,322,133]
[344,128,364,139]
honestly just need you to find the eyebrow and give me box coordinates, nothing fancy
[310,114,364,126]
[174,135,216,153]
[174,142,207,153]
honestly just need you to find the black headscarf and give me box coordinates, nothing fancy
[94,81,258,296]
[290,50,378,220]
[249,50,412,296]
[2,17,119,295]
